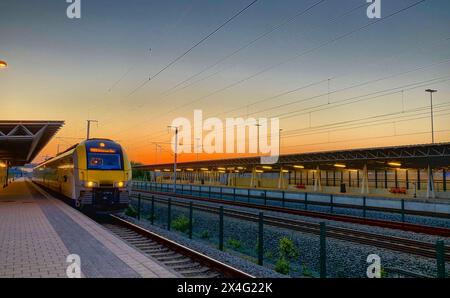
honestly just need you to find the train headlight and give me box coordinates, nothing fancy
[86,181,97,188]
[115,181,125,188]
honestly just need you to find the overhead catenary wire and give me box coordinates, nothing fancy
[138,0,428,119]
[127,0,261,97]
[126,101,450,154]
[111,0,430,141]
[94,0,337,139]
[123,58,450,148]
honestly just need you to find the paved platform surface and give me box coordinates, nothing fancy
[0,179,179,278]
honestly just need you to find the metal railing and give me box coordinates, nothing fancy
[127,191,448,278]
[132,181,450,222]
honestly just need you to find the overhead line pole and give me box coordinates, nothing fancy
[425,89,437,144]
[168,126,179,193]
[86,120,98,140]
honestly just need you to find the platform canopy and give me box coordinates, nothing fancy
[135,142,450,171]
[0,121,64,166]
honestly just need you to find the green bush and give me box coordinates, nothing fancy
[265,251,274,261]
[172,215,190,234]
[227,238,242,250]
[380,267,388,278]
[279,237,298,260]
[125,205,137,217]
[147,213,157,221]
[275,257,290,275]
[302,263,313,277]
[200,230,210,239]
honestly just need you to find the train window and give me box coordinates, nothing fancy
[87,153,122,170]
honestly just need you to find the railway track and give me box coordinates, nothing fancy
[105,214,254,278]
[130,191,450,262]
[133,188,450,237]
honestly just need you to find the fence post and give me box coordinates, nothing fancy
[190,184,193,195]
[220,187,223,199]
[263,191,267,206]
[330,194,334,214]
[436,240,446,278]
[167,198,172,231]
[320,222,327,278]
[305,193,308,210]
[363,196,366,218]
[401,199,405,222]
[209,186,212,199]
[282,191,285,208]
[219,206,224,251]
[258,212,264,266]
[189,202,193,239]
[137,193,141,220]
[248,189,250,203]
[151,195,154,225]
[233,188,236,201]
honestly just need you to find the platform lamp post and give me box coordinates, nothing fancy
[0,60,7,69]
[168,126,179,193]
[425,89,437,144]
[255,121,261,154]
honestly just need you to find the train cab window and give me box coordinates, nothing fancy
[86,140,124,170]
[88,153,122,170]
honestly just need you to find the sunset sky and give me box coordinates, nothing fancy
[1,0,450,165]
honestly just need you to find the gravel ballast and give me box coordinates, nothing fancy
[126,195,450,278]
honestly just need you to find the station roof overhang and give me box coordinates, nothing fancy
[0,121,65,166]
[134,142,450,172]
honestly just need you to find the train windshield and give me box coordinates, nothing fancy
[86,140,123,170]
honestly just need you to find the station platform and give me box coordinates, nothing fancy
[0,179,178,278]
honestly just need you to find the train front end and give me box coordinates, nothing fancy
[76,139,131,211]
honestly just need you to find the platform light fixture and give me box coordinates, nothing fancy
[217,167,226,171]
[262,166,272,170]
[334,163,346,168]
[0,60,7,69]
[293,165,304,169]
[388,162,402,167]
[185,168,194,172]
[255,170,264,173]
[201,168,209,171]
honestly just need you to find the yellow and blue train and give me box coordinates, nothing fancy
[33,139,132,211]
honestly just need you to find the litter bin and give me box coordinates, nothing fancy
[340,183,346,193]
